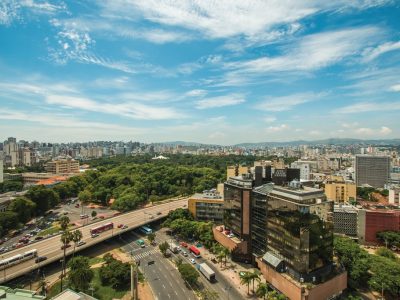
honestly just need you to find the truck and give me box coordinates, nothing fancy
[198,262,215,282]
[168,242,180,253]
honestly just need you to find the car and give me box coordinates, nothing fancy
[182,251,188,257]
[117,224,124,228]
[75,204,80,208]
[80,214,88,219]
[34,236,44,241]
[77,241,86,247]
[35,256,47,263]
[91,233,99,238]
[99,216,105,219]
[157,212,162,215]
[62,212,68,215]
[228,233,235,238]
[190,258,196,264]
[122,225,128,229]
[180,242,188,247]
[61,244,71,250]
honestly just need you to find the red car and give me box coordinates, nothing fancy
[180,242,188,248]
[61,244,71,250]
[117,224,124,228]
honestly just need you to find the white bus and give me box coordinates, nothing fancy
[0,249,38,270]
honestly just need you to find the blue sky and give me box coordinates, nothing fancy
[0,0,399,145]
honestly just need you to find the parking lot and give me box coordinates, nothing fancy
[0,199,118,255]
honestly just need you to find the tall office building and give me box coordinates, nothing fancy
[355,155,390,188]
[264,181,334,282]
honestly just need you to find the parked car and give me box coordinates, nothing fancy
[91,233,99,238]
[34,236,44,241]
[75,204,80,208]
[180,242,188,248]
[80,214,88,219]
[35,256,47,263]
[77,241,86,247]
[117,224,124,228]
[190,258,196,264]
[61,244,71,250]
[182,251,188,257]
[122,225,128,229]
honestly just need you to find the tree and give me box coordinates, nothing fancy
[248,270,261,293]
[199,289,219,300]
[0,211,19,237]
[71,230,83,256]
[159,241,169,256]
[256,282,268,300]
[26,185,59,214]
[368,255,400,298]
[59,216,70,231]
[99,254,131,289]
[7,197,36,223]
[78,190,92,203]
[240,272,252,295]
[91,210,97,218]
[147,232,156,244]
[67,256,94,292]
[216,251,224,267]
[377,231,400,248]
[178,263,199,287]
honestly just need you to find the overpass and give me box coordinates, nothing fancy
[0,198,188,284]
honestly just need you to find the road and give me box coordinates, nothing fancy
[158,230,244,300]
[0,198,187,284]
[119,231,196,300]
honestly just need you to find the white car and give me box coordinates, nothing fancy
[182,251,188,257]
[190,258,196,264]
[77,241,86,247]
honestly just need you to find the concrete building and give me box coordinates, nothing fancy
[324,176,356,203]
[333,205,358,237]
[45,156,79,174]
[51,288,97,300]
[188,189,224,223]
[226,165,250,179]
[290,160,318,180]
[355,155,390,188]
[388,186,400,206]
[357,209,400,244]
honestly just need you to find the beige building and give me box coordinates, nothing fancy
[45,157,80,174]
[226,165,250,179]
[188,189,224,223]
[324,176,356,203]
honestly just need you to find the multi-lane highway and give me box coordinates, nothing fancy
[0,198,188,284]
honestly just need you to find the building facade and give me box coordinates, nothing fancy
[333,205,358,237]
[45,156,80,174]
[188,190,224,223]
[324,176,356,203]
[355,155,390,188]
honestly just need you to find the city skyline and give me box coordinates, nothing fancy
[1,1,400,144]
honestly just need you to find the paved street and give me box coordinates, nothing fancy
[156,230,244,300]
[119,231,196,300]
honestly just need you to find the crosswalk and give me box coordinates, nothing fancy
[131,248,159,261]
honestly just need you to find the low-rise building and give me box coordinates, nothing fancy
[358,209,400,244]
[188,189,224,223]
[388,186,400,206]
[45,156,79,174]
[0,286,45,300]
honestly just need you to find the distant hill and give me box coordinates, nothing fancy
[155,138,400,148]
[234,138,400,147]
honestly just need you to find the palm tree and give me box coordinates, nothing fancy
[216,251,224,267]
[37,276,48,297]
[240,272,252,295]
[71,230,83,256]
[249,269,261,293]
[256,282,268,300]
[222,247,230,266]
[59,215,70,231]
[60,230,72,292]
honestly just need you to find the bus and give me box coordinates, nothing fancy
[90,222,114,235]
[139,226,152,235]
[0,249,38,270]
[189,245,201,258]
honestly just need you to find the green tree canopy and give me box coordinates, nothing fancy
[7,196,36,223]
[67,256,94,292]
[177,263,199,287]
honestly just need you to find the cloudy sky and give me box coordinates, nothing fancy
[0,0,399,145]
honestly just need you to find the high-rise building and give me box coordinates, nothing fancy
[0,151,3,183]
[355,155,390,188]
[264,181,334,282]
[188,189,224,223]
[324,176,356,203]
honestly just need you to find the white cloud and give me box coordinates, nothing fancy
[355,127,374,135]
[185,89,208,97]
[380,126,392,135]
[225,26,381,74]
[46,94,182,120]
[389,84,400,92]
[195,94,245,109]
[257,92,322,112]
[335,101,400,113]
[362,41,400,62]
[264,116,276,123]
[267,124,289,132]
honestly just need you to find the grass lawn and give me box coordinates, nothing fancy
[89,256,104,265]
[37,225,61,237]
[48,268,129,300]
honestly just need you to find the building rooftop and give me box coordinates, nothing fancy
[0,286,45,300]
[50,289,97,300]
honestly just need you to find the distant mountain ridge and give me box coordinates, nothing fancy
[157,138,400,147]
